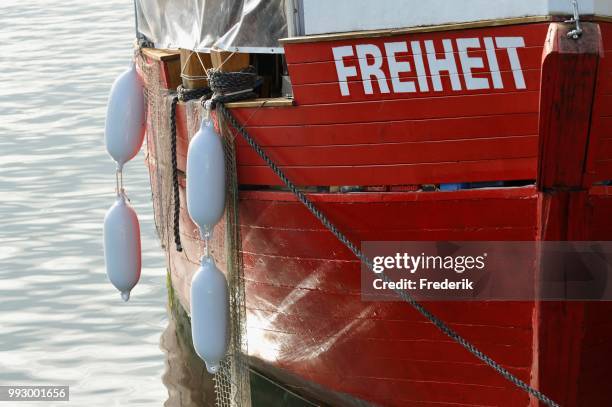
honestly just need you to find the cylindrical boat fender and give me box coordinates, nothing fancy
[104,62,145,169]
[186,118,226,236]
[103,195,142,301]
[190,256,230,374]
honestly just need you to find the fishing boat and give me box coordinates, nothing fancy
[128,0,612,405]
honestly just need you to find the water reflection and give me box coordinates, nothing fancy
[0,1,168,405]
[1,2,320,405]
[161,305,217,407]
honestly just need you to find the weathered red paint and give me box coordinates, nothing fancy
[143,20,612,407]
[537,23,602,190]
[179,188,538,406]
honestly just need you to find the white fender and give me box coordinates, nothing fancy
[190,256,230,374]
[104,62,145,169]
[103,196,142,301]
[186,118,226,236]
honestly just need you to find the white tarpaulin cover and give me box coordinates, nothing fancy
[135,0,287,53]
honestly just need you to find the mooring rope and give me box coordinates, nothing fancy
[169,85,212,252]
[212,100,559,407]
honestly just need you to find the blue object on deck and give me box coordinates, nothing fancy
[440,181,505,191]
[439,183,462,191]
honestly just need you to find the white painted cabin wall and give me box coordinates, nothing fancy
[300,0,612,35]
[550,0,612,15]
[595,0,612,17]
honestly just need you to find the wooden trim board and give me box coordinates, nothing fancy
[224,97,294,109]
[280,16,555,44]
[141,48,180,61]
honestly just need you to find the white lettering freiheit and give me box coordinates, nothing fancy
[332,36,527,96]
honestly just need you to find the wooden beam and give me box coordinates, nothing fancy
[535,22,602,407]
[140,48,180,61]
[537,22,603,190]
[224,97,294,109]
[210,48,250,72]
[179,49,212,89]
[140,48,182,90]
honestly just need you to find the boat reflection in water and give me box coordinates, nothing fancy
[160,308,217,407]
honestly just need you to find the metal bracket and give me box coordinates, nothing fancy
[115,167,125,198]
[566,0,583,39]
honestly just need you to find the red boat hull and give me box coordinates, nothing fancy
[143,19,612,406]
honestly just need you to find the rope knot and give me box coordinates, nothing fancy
[208,66,258,108]
[176,85,212,103]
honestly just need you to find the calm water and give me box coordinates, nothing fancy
[0,1,170,405]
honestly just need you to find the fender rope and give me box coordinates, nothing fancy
[169,86,212,252]
[215,102,559,407]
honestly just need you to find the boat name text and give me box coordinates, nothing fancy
[332,37,526,96]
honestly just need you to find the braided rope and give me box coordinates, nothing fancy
[208,67,258,107]
[169,96,182,252]
[216,103,559,407]
[169,86,212,252]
